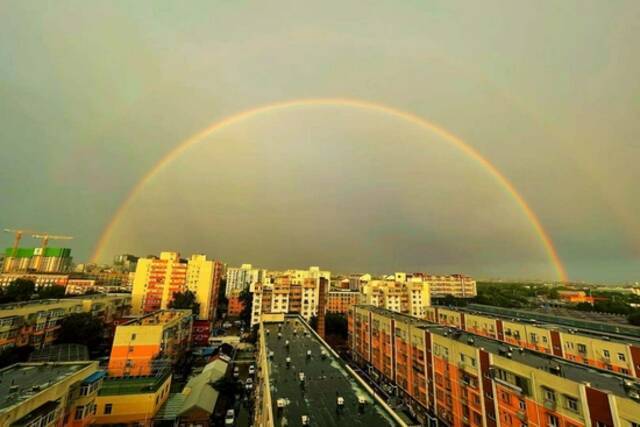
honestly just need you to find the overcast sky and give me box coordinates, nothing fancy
[1,1,638,282]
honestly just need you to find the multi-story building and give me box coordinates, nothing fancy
[94,369,172,426]
[113,253,139,272]
[0,361,102,427]
[131,252,223,320]
[349,305,640,427]
[225,263,266,297]
[411,272,477,298]
[250,267,331,325]
[227,289,246,317]
[361,278,431,318]
[107,309,193,377]
[0,294,131,351]
[424,305,640,378]
[326,290,361,314]
[3,247,72,273]
[0,272,70,289]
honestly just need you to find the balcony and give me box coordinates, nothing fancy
[543,399,556,411]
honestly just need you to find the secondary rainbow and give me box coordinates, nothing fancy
[91,97,568,282]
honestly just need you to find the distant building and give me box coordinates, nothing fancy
[227,289,246,317]
[326,290,361,314]
[413,272,476,298]
[113,254,139,272]
[360,277,431,318]
[557,290,595,304]
[131,252,223,320]
[107,309,193,377]
[0,361,101,427]
[2,247,72,273]
[225,263,266,297]
[250,266,331,325]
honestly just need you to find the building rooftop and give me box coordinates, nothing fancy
[358,305,640,401]
[120,309,191,326]
[28,344,89,362]
[263,316,403,426]
[0,362,94,411]
[99,369,171,396]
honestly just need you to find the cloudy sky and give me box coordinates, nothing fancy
[1,1,638,282]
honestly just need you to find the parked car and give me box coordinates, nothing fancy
[248,364,256,376]
[225,409,235,425]
[233,366,240,378]
[223,321,233,328]
[245,377,253,390]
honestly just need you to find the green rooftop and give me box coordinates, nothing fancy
[99,371,171,396]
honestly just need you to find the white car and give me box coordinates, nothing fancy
[233,366,240,378]
[248,365,256,376]
[245,377,253,390]
[225,409,235,425]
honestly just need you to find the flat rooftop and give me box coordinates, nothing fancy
[99,370,170,395]
[263,316,401,426]
[0,362,93,411]
[121,309,190,326]
[359,306,640,401]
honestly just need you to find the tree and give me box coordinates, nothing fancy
[56,313,105,355]
[0,345,34,368]
[169,290,200,316]
[325,313,348,339]
[0,279,35,303]
[238,289,253,324]
[37,285,66,299]
[628,311,640,326]
[439,294,468,307]
[574,302,593,311]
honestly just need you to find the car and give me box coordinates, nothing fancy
[225,409,235,425]
[245,377,253,390]
[248,364,256,375]
[223,321,232,328]
[233,366,240,378]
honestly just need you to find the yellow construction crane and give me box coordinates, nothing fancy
[31,233,73,271]
[3,228,40,257]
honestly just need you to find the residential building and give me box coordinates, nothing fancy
[254,313,405,426]
[361,277,431,318]
[412,272,477,298]
[249,266,331,325]
[0,272,70,289]
[227,289,246,317]
[350,305,640,427]
[326,290,361,314]
[557,290,595,304]
[0,361,101,427]
[131,252,223,320]
[107,309,193,377]
[225,263,266,297]
[424,305,640,378]
[113,253,139,272]
[0,294,131,351]
[94,369,172,426]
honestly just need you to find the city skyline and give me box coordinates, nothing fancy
[1,1,639,282]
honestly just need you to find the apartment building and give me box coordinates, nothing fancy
[3,247,72,273]
[250,267,330,325]
[361,278,431,318]
[107,309,193,377]
[0,272,69,288]
[0,294,131,351]
[225,263,266,297]
[349,305,640,427]
[227,289,246,317]
[326,290,361,314]
[94,369,172,426]
[0,361,102,427]
[424,306,640,378]
[131,252,223,320]
[410,273,477,298]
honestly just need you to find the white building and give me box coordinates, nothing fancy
[225,263,266,297]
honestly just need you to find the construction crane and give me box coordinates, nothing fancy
[31,233,73,271]
[3,228,40,257]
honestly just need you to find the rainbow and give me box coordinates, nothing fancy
[91,98,568,281]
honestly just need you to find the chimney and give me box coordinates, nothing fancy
[317,277,328,339]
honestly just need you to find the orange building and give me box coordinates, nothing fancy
[326,290,360,314]
[557,290,595,304]
[227,289,246,317]
[350,305,640,427]
[107,309,193,377]
[424,306,640,378]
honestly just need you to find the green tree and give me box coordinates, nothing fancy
[56,313,105,355]
[627,311,640,326]
[0,345,34,368]
[169,290,200,316]
[574,302,593,311]
[439,294,468,307]
[0,279,35,303]
[325,313,348,339]
[37,285,66,299]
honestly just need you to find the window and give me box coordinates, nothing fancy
[519,400,526,410]
[104,403,113,415]
[547,414,559,427]
[75,406,84,420]
[618,353,626,362]
[577,343,587,353]
[543,387,556,402]
[131,333,136,340]
[565,395,579,412]
[603,350,610,358]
